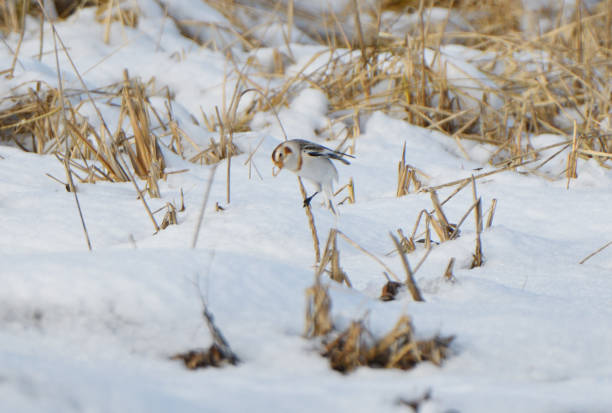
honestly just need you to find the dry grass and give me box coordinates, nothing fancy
[171,343,235,370]
[298,177,322,263]
[0,84,62,152]
[2,1,587,262]
[443,257,456,282]
[217,0,612,179]
[172,284,240,370]
[408,171,497,246]
[390,174,492,278]
[321,314,454,374]
[6,1,609,180]
[0,72,240,199]
[0,0,250,240]
[579,240,612,264]
[304,274,334,338]
[305,271,453,373]
[308,228,430,301]
[335,177,356,205]
[395,190,458,251]
[380,279,405,301]
[0,75,167,185]
[157,199,181,230]
[120,70,166,195]
[396,142,424,197]
[390,232,424,301]
[0,70,214,236]
[0,1,19,34]
[317,229,352,287]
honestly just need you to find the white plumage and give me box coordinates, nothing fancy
[271,139,353,214]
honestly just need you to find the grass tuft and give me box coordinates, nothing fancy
[171,343,235,370]
[320,314,454,374]
[304,274,334,338]
[317,229,352,287]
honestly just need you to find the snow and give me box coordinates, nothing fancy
[2,1,612,413]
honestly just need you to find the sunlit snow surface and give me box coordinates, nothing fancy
[1,1,612,412]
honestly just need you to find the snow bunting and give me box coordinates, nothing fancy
[271,139,354,214]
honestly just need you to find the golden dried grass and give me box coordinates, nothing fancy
[0,84,62,153]
[304,274,334,338]
[0,73,171,190]
[391,175,492,277]
[321,315,454,374]
[14,1,608,183]
[397,142,424,197]
[0,0,30,34]
[94,0,139,40]
[237,0,612,179]
[171,344,233,370]
[390,232,424,301]
[443,257,456,282]
[172,292,240,370]
[317,229,353,287]
[335,177,356,205]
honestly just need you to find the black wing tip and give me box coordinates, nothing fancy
[335,151,355,164]
[301,139,355,163]
[307,150,325,157]
[308,151,353,165]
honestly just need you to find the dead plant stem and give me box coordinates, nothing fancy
[579,240,612,264]
[191,164,219,249]
[336,231,401,282]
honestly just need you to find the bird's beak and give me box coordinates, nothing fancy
[272,165,281,176]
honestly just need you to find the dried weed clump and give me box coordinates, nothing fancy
[0,70,241,187]
[0,0,30,34]
[0,75,166,184]
[304,275,334,338]
[0,1,139,34]
[317,229,352,287]
[320,310,452,373]
[171,343,235,370]
[8,1,609,181]
[172,297,240,370]
[305,275,453,374]
[220,0,612,178]
[0,83,62,153]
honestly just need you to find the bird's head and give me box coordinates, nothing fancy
[271,142,296,176]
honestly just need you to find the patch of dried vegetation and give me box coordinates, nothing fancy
[194,0,612,179]
[4,1,609,184]
[305,274,454,374]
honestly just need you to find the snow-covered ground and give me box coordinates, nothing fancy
[1,1,612,412]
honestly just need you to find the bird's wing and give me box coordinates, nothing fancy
[299,140,355,165]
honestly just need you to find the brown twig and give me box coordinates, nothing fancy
[579,241,612,264]
[390,233,424,302]
[191,164,219,248]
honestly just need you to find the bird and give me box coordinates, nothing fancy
[271,139,354,214]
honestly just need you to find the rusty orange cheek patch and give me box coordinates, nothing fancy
[288,147,302,170]
[271,154,282,168]
[272,150,284,176]
[272,156,283,176]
